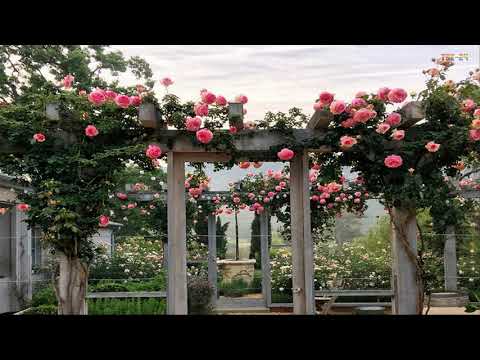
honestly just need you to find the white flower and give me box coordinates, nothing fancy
[151,177,156,181]
[139,170,144,175]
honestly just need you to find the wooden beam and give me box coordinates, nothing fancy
[151,129,332,156]
[289,151,315,314]
[398,101,425,129]
[167,151,188,314]
[307,109,333,130]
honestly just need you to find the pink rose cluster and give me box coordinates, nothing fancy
[87,88,142,108]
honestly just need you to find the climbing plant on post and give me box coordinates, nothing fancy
[313,58,480,314]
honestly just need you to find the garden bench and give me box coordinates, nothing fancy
[315,289,393,314]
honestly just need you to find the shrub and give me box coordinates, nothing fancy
[90,282,130,293]
[188,277,214,314]
[23,304,58,315]
[87,298,166,315]
[219,278,253,297]
[30,285,57,307]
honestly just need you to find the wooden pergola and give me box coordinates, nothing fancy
[140,101,426,315]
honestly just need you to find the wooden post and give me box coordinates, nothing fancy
[290,151,315,314]
[391,207,421,314]
[260,210,271,307]
[228,102,244,131]
[12,208,32,307]
[167,152,188,314]
[444,225,457,292]
[207,213,218,307]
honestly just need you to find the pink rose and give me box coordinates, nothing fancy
[105,90,117,101]
[233,197,241,204]
[376,122,391,134]
[279,181,286,188]
[277,148,294,161]
[386,112,402,126]
[462,99,476,112]
[229,126,237,134]
[17,203,30,212]
[319,199,326,205]
[387,88,407,103]
[63,74,74,89]
[341,118,356,128]
[318,91,334,105]
[127,203,136,209]
[354,198,361,204]
[33,133,46,142]
[185,116,202,132]
[340,135,357,149]
[79,90,87,96]
[194,103,209,117]
[160,77,174,87]
[470,129,480,141]
[116,192,128,200]
[184,181,190,188]
[425,141,441,152]
[235,94,248,104]
[391,130,405,141]
[384,155,403,168]
[85,125,99,138]
[313,101,324,111]
[353,108,377,123]
[99,215,110,227]
[377,87,390,101]
[473,109,480,118]
[215,95,227,106]
[239,162,250,169]
[196,128,213,144]
[426,68,440,77]
[115,94,131,108]
[351,98,367,108]
[88,90,106,106]
[355,91,367,98]
[354,191,361,198]
[253,162,262,168]
[275,185,282,192]
[471,119,480,129]
[268,191,275,198]
[330,100,346,115]
[201,91,216,105]
[145,144,162,159]
[129,96,142,107]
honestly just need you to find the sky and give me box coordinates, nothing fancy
[112,45,480,249]
[113,45,480,122]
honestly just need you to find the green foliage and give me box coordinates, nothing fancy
[22,304,58,315]
[187,277,214,314]
[216,217,229,260]
[30,285,57,307]
[219,278,254,297]
[87,298,166,315]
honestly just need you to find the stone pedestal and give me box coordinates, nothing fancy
[429,292,469,307]
[217,259,256,284]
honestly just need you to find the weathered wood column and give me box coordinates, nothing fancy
[260,210,271,307]
[391,207,421,314]
[207,213,218,307]
[11,208,32,307]
[167,152,188,314]
[290,151,315,314]
[444,225,457,292]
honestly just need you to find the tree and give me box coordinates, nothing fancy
[216,217,229,259]
[0,45,156,314]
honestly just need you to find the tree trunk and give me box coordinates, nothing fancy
[54,253,89,315]
[391,207,424,314]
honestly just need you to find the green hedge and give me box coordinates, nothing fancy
[87,298,166,315]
